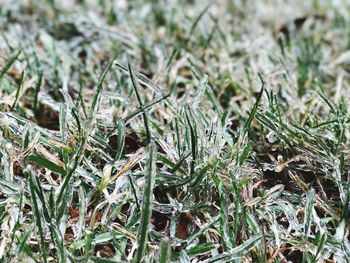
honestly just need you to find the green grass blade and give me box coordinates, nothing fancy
[90,59,114,118]
[128,60,151,144]
[159,237,170,263]
[114,119,125,161]
[26,155,66,176]
[207,235,262,263]
[84,229,94,262]
[189,4,211,36]
[185,109,196,176]
[11,71,25,110]
[33,71,42,114]
[26,169,48,263]
[304,188,315,237]
[133,142,157,263]
[0,50,21,80]
[244,73,265,134]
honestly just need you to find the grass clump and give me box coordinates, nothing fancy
[1,0,350,262]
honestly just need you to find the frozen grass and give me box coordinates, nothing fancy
[1,0,350,262]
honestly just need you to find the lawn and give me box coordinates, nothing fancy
[1,0,350,262]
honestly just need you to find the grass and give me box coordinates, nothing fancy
[1,0,350,262]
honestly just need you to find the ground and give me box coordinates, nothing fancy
[0,0,350,262]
